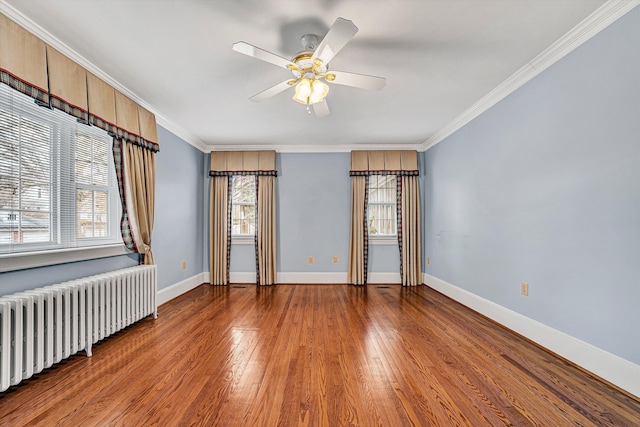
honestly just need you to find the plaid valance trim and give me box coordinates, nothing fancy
[50,95,89,123]
[350,170,419,177]
[90,114,119,135]
[1,71,160,153]
[209,170,278,177]
[90,114,160,153]
[114,127,160,153]
[1,69,49,104]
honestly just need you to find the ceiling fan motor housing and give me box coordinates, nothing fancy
[300,34,318,51]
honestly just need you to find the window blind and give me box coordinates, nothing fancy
[0,83,121,254]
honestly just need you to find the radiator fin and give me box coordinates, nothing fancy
[0,265,157,392]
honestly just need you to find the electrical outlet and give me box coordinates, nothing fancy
[521,282,529,296]
[308,256,314,264]
[332,256,338,264]
[182,261,186,270]
[427,257,431,265]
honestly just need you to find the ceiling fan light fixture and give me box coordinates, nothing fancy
[292,78,329,105]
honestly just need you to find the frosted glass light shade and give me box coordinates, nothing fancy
[292,78,329,105]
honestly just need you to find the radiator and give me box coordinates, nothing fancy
[0,265,157,392]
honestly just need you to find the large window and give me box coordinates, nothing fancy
[0,84,121,255]
[231,175,256,236]
[368,175,397,236]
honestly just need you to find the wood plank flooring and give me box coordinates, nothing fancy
[1,284,638,426]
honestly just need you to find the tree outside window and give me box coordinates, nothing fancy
[231,175,255,236]
[368,175,397,236]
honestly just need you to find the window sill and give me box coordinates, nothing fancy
[0,244,130,273]
[369,236,398,246]
[231,236,255,245]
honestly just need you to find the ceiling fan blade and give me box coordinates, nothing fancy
[249,80,294,102]
[312,18,358,66]
[232,42,295,70]
[327,71,386,91]
[313,100,330,117]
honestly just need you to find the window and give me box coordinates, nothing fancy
[75,133,110,238]
[0,84,121,255]
[231,175,255,237]
[368,175,397,236]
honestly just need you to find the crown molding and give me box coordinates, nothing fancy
[0,0,209,153]
[208,142,424,153]
[419,0,640,153]
[4,0,635,155]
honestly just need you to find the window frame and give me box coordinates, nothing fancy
[230,175,256,244]
[367,174,398,244]
[0,84,125,271]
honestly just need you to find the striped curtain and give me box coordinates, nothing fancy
[113,139,157,265]
[400,176,422,286]
[257,175,277,285]
[209,176,230,285]
[209,151,277,286]
[348,176,368,285]
[348,150,422,286]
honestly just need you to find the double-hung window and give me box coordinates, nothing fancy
[367,175,397,239]
[0,84,121,257]
[231,175,256,240]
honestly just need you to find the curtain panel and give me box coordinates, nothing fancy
[209,176,230,285]
[1,13,159,152]
[2,13,160,265]
[348,176,368,285]
[257,176,277,285]
[400,176,422,286]
[209,151,277,286]
[348,150,422,286]
[113,139,156,265]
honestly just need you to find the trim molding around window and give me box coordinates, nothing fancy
[0,77,124,271]
[231,235,255,245]
[369,235,399,246]
[0,243,130,273]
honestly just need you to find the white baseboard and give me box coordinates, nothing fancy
[423,273,640,398]
[198,271,401,285]
[367,272,401,284]
[273,271,401,284]
[157,272,206,306]
[277,272,347,284]
[230,272,257,283]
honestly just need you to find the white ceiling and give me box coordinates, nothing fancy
[2,0,610,151]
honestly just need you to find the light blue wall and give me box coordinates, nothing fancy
[226,152,400,275]
[278,153,351,273]
[229,245,256,272]
[0,254,139,295]
[423,8,639,363]
[154,126,205,290]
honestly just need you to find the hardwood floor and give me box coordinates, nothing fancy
[1,284,638,426]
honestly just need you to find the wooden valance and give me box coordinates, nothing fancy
[0,13,159,152]
[209,151,277,176]
[350,150,418,175]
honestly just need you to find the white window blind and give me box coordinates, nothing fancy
[368,175,397,236]
[0,84,121,255]
[231,175,256,236]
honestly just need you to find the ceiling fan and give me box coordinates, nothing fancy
[232,17,386,117]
